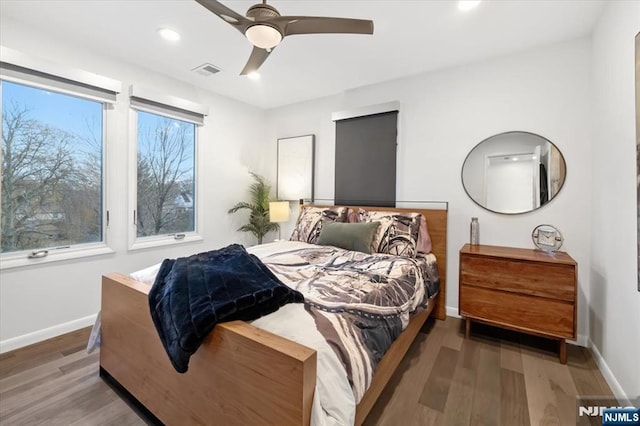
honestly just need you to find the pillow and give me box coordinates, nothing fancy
[316,221,380,254]
[290,206,348,244]
[416,216,433,254]
[357,209,422,257]
[130,262,162,285]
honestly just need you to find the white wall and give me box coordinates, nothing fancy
[0,18,269,349]
[590,1,640,401]
[265,38,594,345]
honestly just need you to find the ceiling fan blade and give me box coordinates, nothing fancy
[195,0,252,33]
[273,16,374,37]
[240,46,273,75]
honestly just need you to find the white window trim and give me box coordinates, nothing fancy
[0,78,115,270]
[0,46,121,99]
[129,85,208,123]
[331,101,400,122]
[127,108,203,251]
[128,233,203,251]
[0,243,115,270]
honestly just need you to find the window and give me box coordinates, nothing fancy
[1,81,105,255]
[128,86,207,248]
[0,48,120,268]
[135,111,195,238]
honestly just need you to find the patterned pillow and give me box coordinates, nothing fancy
[417,216,433,254]
[290,206,349,244]
[357,209,422,257]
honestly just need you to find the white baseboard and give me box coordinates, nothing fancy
[571,334,589,347]
[0,313,97,354]
[588,338,630,405]
[446,306,461,318]
[446,306,588,347]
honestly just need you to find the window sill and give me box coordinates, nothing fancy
[0,244,115,270]
[128,234,203,251]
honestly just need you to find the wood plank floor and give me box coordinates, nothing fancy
[0,317,614,425]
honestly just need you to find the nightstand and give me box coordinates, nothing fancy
[459,244,577,363]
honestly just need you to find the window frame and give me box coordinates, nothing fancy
[0,51,119,270]
[127,93,205,251]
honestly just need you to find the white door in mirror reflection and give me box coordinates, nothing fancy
[485,147,540,214]
[461,131,565,214]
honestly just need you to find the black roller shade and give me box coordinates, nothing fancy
[335,111,398,207]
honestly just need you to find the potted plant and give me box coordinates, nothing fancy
[228,172,279,244]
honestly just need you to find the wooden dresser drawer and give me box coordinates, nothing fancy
[460,255,575,301]
[460,285,575,339]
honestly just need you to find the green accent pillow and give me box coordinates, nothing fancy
[316,221,380,254]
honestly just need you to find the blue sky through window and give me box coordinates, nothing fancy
[2,80,102,143]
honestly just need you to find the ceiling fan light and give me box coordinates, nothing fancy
[245,24,282,49]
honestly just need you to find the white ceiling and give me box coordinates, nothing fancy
[0,0,606,109]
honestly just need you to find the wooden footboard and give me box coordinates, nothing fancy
[100,273,316,425]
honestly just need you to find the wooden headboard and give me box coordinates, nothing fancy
[307,204,448,320]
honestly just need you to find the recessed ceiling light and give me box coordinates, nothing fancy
[247,72,261,80]
[458,0,481,12]
[157,28,181,42]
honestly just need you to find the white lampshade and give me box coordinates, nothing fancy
[245,24,282,49]
[269,201,290,223]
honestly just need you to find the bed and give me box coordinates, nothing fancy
[99,205,448,425]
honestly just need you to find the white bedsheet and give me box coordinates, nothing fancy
[252,304,355,426]
[126,241,356,426]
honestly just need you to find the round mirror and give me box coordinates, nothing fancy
[461,131,566,214]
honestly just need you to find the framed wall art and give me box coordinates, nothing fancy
[277,135,314,202]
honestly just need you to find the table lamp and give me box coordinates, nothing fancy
[269,201,290,240]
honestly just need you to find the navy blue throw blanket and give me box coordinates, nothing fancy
[148,244,304,373]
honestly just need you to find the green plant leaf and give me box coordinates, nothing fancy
[228,201,255,214]
[228,172,281,244]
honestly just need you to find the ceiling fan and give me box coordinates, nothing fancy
[195,0,374,75]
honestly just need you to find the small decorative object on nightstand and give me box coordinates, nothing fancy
[532,224,564,252]
[470,217,479,245]
[459,244,577,363]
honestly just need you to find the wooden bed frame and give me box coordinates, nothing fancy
[100,206,447,425]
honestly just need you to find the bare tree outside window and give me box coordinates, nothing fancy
[136,111,195,238]
[1,81,103,254]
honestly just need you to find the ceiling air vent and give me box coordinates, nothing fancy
[192,63,221,76]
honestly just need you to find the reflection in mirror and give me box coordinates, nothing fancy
[462,131,566,214]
